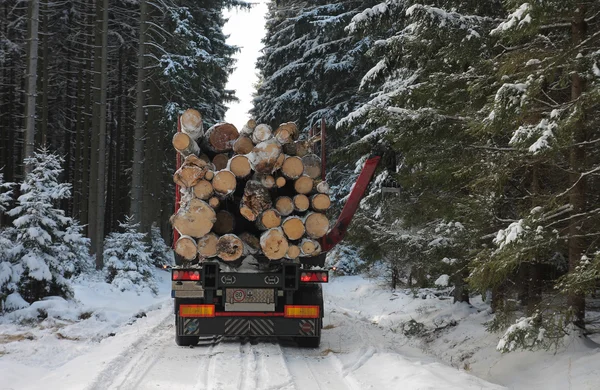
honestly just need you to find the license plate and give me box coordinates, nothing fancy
[225,289,274,304]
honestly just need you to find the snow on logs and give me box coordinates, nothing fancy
[170,113,332,267]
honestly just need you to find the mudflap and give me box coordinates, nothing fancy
[177,316,321,338]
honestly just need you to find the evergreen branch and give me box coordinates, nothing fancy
[556,165,600,198]
[544,208,600,229]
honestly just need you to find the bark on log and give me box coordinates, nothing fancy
[257,209,282,230]
[172,132,200,157]
[173,155,210,188]
[240,180,272,220]
[281,156,304,179]
[283,140,310,157]
[260,228,289,260]
[274,152,285,170]
[170,198,216,238]
[240,119,257,136]
[204,123,239,152]
[302,154,321,179]
[213,210,235,235]
[229,155,252,178]
[316,181,330,194]
[240,232,260,254]
[175,235,198,261]
[233,135,254,155]
[212,153,229,171]
[252,123,273,144]
[282,216,305,240]
[217,234,244,262]
[294,175,314,195]
[274,122,298,144]
[311,193,331,211]
[304,212,329,239]
[293,194,310,212]
[197,233,219,258]
[249,139,282,174]
[286,245,300,259]
[193,179,213,200]
[212,170,237,197]
[180,109,203,140]
[275,196,294,216]
[255,174,275,189]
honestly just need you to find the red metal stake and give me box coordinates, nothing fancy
[173,116,182,249]
[320,118,326,181]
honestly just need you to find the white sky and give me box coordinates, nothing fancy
[223,1,269,128]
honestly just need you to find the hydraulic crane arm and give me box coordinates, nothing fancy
[321,155,381,252]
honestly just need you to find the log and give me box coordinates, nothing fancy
[172,132,200,157]
[275,196,294,216]
[300,238,321,256]
[208,197,220,209]
[302,154,321,179]
[274,122,299,144]
[193,180,213,200]
[175,235,198,261]
[294,175,314,195]
[241,180,272,220]
[257,174,275,189]
[212,153,229,171]
[252,123,273,144]
[257,209,282,230]
[260,228,289,260]
[197,233,219,258]
[311,193,331,212]
[212,170,237,197]
[240,232,260,254]
[170,198,216,238]
[217,234,244,262]
[281,156,304,179]
[204,123,239,152]
[205,170,214,181]
[173,155,210,188]
[282,216,305,240]
[283,140,310,157]
[286,245,300,259]
[199,153,211,163]
[276,176,286,188]
[180,109,203,140]
[213,210,235,235]
[248,139,282,174]
[316,181,330,194]
[229,155,252,178]
[304,212,329,239]
[293,194,310,212]
[233,135,254,155]
[274,152,285,170]
[240,119,257,136]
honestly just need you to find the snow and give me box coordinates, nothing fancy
[434,274,450,287]
[0,273,597,389]
[490,3,532,35]
[493,219,525,250]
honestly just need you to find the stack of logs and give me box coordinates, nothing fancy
[170,109,331,267]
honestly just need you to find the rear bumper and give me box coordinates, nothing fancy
[177,316,320,338]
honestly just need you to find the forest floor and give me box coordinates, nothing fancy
[0,272,597,389]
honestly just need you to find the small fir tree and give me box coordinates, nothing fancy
[149,224,174,268]
[104,216,158,295]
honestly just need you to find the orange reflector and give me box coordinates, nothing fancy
[179,304,215,318]
[284,305,320,318]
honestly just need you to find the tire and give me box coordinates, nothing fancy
[293,284,323,348]
[175,300,199,346]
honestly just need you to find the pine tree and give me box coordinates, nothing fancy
[104,216,157,295]
[6,150,89,303]
[149,224,174,268]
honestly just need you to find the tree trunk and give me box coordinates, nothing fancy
[23,0,40,172]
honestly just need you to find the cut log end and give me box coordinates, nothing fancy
[276,176,286,188]
[282,156,304,179]
[229,155,252,178]
[233,136,254,155]
[275,196,294,216]
[294,175,314,195]
[300,239,320,256]
[171,199,216,238]
[193,180,213,200]
[175,235,198,261]
[252,123,273,144]
[258,209,282,230]
[282,216,305,241]
[305,212,329,239]
[172,132,200,157]
[302,154,322,180]
[260,228,289,260]
[197,233,219,258]
[208,197,220,209]
[212,170,237,197]
[205,123,239,152]
[240,205,258,222]
[311,193,331,211]
[249,139,282,174]
[293,194,310,212]
[286,245,300,259]
[181,109,203,140]
[217,234,244,262]
[212,153,229,171]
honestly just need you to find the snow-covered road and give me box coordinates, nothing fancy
[1,274,504,390]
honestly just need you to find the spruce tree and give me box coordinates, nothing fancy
[149,224,174,268]
[104,216,158,295]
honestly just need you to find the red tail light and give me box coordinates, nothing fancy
[300,271,328,283]
[172,269,201,281]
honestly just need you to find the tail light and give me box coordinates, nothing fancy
[172,269,201,281]
[179,304,215,318]
[284,305,320,318]
[300,271,328,283]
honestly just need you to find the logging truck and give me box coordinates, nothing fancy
[170,110,381,348]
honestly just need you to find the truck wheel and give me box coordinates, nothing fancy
[293,284,323,348]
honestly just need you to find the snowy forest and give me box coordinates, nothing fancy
[1,0,600,384]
